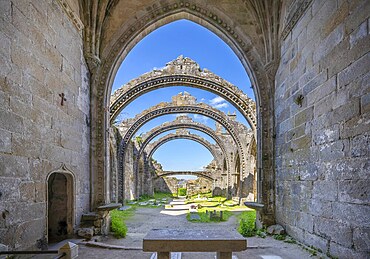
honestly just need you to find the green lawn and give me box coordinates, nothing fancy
[187,208,233,223]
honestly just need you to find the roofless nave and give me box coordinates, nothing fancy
[0,1,369,258]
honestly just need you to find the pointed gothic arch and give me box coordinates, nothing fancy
[118,101,247,181]
[146,132,221,165]
[87,1,278,224]
[110,56,256,130]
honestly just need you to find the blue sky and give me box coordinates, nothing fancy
[112,20,254,177]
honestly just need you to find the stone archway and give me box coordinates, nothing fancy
[46,164,75,243]
[156,171,215,181]
[110,56,257,130]
[118,99,247,188]
[84,1,279,225]
[146,131,222,165]
[135,115,232,173]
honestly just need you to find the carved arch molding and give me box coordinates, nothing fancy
[110,56,257,130]
[119,102,247,175]
[146,132,221,167]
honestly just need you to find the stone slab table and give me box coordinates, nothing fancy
[143,228,247,259]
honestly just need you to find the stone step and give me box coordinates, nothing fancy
[81,213,99,221]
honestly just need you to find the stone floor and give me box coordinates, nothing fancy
[73,199,324,259]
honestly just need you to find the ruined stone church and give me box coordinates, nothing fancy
[0,0,369,258]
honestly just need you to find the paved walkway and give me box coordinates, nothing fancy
[75,199,322,259]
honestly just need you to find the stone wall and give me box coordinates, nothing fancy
[154,177,178,194]
[0,0,90,250]
[275,0,370,257]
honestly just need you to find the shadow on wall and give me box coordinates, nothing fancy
[153,177,177,194]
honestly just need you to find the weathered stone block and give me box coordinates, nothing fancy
[299,162,318,181]
[361,92,370,113]
[0,128,11,153]
[350,134,369,157]
[296,212,314,233]
[266,224,285,235]
[340,114,370,138]
[353,227,370,251]
[8,202,45,225]
[278,117,294,134]
[315,218,353,248]
[12,133,42,159]
[308,199,333,218]
[286,124,305,142]
[0,154,29,178]
[313,124,339,145]
[317,140,348,162]
[313,24,344,64]
[313,180,337,201]
[339,179,369,204]
[338,52,370,88]
[332,202,370,227]
[307,75,336,106]
[285,224,305,243]
[304,231,329,254]
[329,241,369,259]
[344,0,370,34]
[14,219,45,250]
[34,182,46,203]
[77,228,94,240]
[313,92,335,117]
[291,135,311,150]
[350,20,368,48]
[19,181,35,202]
[294,107,313,127]
[0,109,24,134]
[0,178,20,202]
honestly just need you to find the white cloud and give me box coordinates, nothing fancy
[173,113,188,117]
[193,114,209,123]
[213,102,229,109]
[209,96,229,109]
[209,96,225,105]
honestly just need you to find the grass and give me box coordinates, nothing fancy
[126,192,174,208]
[187,208,233,223]
[110,207,136,238]
[153,192,174,199]
[237,210,256,237]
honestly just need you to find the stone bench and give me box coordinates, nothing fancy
[143,228,247,259]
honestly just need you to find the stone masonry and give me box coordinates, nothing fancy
[0,0,90,251]
[275,0,370,257]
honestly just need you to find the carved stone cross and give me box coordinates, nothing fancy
[59,93,66,106]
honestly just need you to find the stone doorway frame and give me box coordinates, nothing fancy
[46,164,76,243]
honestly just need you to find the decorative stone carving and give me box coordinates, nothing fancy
[110,56,257,130]
[281,0,313,39]
[56,0,84,32]
[145,132,222,164]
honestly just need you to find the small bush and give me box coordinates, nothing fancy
[237,210,256,237]
[110,208,135,238]
[178,188,187,196]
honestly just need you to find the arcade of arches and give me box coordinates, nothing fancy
[0,0,369,258]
